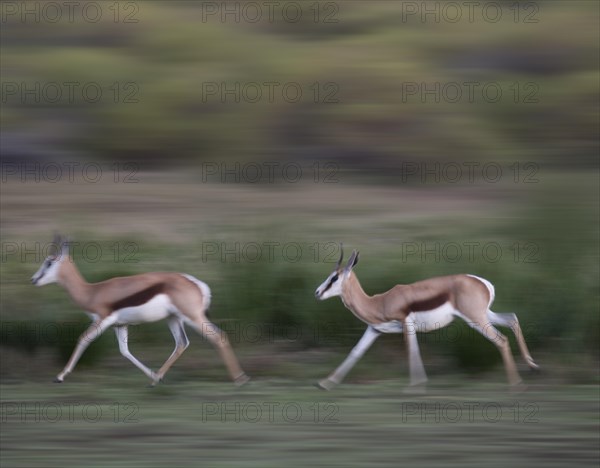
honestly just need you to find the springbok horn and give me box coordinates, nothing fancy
[336,243,344,268]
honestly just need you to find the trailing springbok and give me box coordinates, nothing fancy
[31,235,249,386]
[314,246,539,391]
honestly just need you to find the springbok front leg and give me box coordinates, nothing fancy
[114,326,158,382]
[55,316,116,382]
[318,326,381,390]
[151,316,190,386]
[403,314,428,390]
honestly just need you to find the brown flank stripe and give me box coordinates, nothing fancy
[409,292,449,312]
[110,283,167,312]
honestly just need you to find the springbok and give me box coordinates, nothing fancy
[314,246,539,391]
[31,235,249,386]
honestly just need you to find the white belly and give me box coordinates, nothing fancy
[373,321,404,333]
[410,302,456,333]
[112,294,173,325]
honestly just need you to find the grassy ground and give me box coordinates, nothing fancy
[1,373,598,468]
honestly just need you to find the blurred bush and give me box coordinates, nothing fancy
[1,1,598,169]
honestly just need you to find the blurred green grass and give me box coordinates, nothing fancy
[1,1,598,166]
[1,378,598,467]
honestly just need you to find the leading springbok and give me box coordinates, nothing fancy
[31,235,249,386]
[314,246,539,391]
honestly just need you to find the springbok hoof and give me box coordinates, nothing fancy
[53,377,63,383]
[316,379,336,391]
[403,384,426,395]
[510,382,528,394]
[148,373,162,387]
[234,374,250,387]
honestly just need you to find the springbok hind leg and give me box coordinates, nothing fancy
[187,318,249,386]
[488,311,539,371]
[465,320,524,389]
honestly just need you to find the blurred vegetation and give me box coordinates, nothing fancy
[1,1,598,168]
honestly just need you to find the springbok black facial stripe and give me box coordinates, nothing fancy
[37,262,51,278]
[322,274,339,294]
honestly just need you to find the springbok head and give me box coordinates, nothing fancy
[31,234,70,286]
[315,244,359,300]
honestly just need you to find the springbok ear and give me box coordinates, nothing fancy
[345,250,359,272]
[352,251,359,269]
[60,236,71,257]
[50,232,63,258]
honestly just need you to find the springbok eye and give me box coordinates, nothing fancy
[331,274,339,283]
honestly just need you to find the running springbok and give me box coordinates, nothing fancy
[31,235,249,386]
[314,246,539,391]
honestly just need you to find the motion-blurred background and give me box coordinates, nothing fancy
[1,1,598,466]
